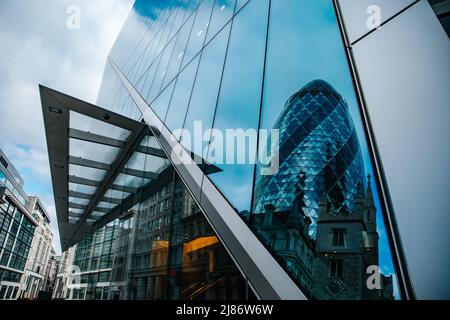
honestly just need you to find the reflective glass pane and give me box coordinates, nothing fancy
[140,135,161,149]
[113,173,151,189]
[70,111,131,141]
[128,17,163,83]
[205,0,268,213]
[162,13,195,88]
[164,55,200,139]
[111,133,249,299]
[68,197,90,206]
[140,59,160,102]
[181,24,231,157]
[97,201,116,211]
[69,139,120,165]
[181,0,215,68]
[149,81,176,121]
[206,0,236,42]
[252,0,400,300]
[104,189,131,200]
[69,183,97,195]
[68,208,84,214]
[69,164,107,182]
[65,113,251,300]
[146,38,177,103]
[236,0,250,11]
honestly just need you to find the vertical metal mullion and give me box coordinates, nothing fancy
[249,0,272,227]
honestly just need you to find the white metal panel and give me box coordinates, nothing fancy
[350,0,450,299]
[338,0,417,42]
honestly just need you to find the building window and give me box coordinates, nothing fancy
[329,260,343,279]
[0,156,8,169]
[332,229,345,247]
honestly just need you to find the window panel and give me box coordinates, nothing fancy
[128,17,163,83]
[206,0,236,42]
[181,24,231,157]
[146,38,177,103]
[204,0,268,213]
[250,0,400,300]
[236,0,251,11]
[70,112,130,143]
[69,164,107,182]
[139,58,160,102]
[164,55,200,139]
[162,13,196,89]
[149,79,176,121]
[69,183,97,195]
[153,7,180,62]
[121,15,152,76]
[181,0,215,68]
[69,139,121,165]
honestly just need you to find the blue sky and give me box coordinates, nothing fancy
[0,0,133,254]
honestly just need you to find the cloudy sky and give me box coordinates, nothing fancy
[0,0,134,254]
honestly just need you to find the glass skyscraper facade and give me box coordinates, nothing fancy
[0,150,37,299]
[41,0,437,300]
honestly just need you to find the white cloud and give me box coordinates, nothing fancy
[0,0,134,254]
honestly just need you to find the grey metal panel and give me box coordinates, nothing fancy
[109,59,306,300]
[338,0,417,43]
[348,0,450,299]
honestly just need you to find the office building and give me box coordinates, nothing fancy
[52,246,76,299]
[41,0,450,299]
[42,249,58,293]
[20,196,54,299]
[0,150,37,299]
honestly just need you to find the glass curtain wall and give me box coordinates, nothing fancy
[0,200,35,299]
[98,0,403,300]
[67,128,252,300]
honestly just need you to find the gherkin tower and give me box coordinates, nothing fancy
[253,80,365,235]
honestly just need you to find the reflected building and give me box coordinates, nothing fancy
[52,246,76,299]
[252,81,393,299]
[109,172,246,300]
[69,223,117,300]
[253,80,365,234]
[20,196,54,299]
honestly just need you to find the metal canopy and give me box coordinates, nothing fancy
[40,85,169,250]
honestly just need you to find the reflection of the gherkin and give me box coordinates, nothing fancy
[251,81,394,300]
